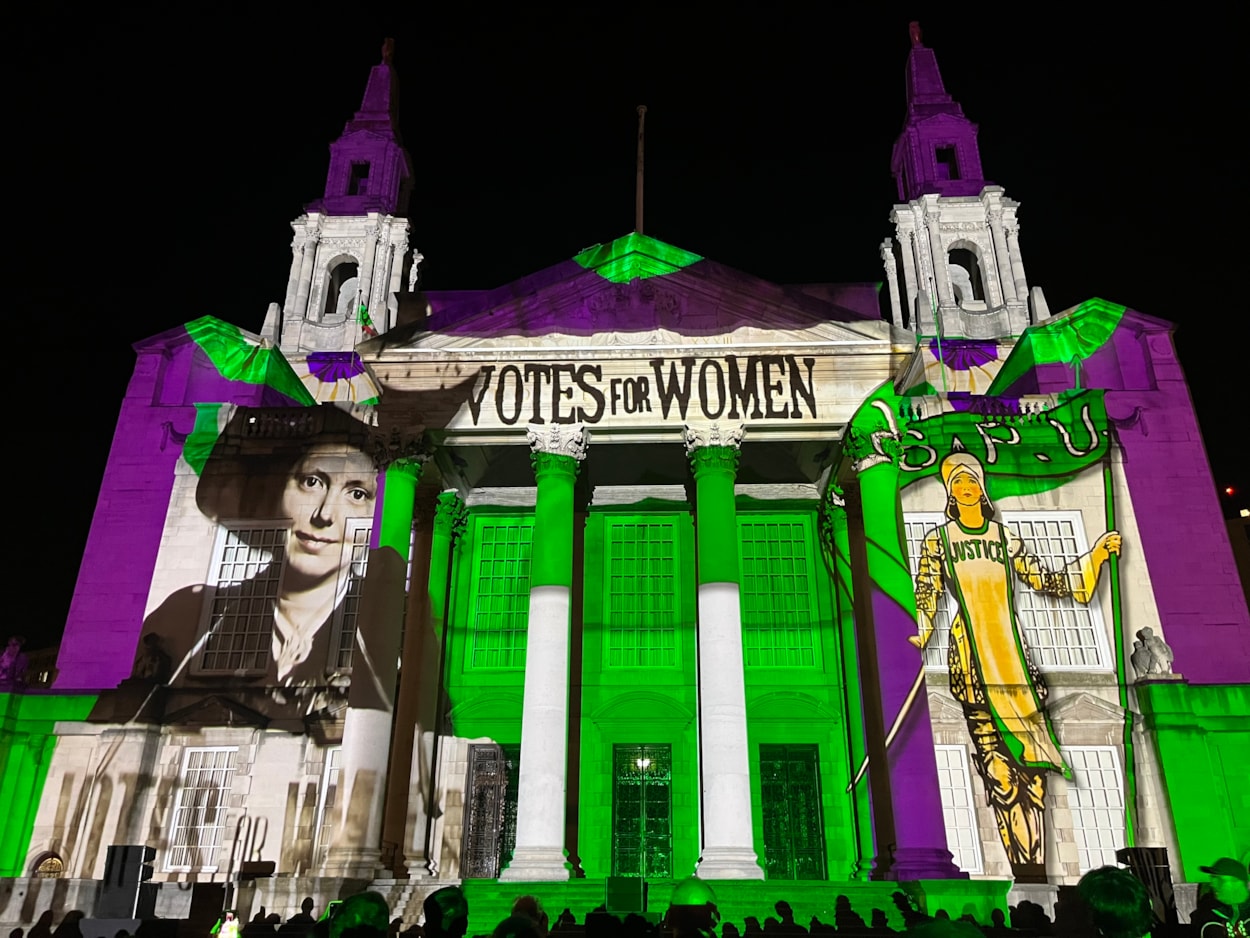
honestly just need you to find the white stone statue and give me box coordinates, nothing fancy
[1130,626,1174,679]
[408,248,425,292]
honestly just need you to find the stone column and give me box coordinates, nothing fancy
[843,423,963,881]
[403,490,465,878]
[880,240,904,329]
[500,424,588,882]
[923,209,955,308]
[987,209,1016,305]
[686,422,764,880]
[898,228,920,329]
[325,434,426,878]
[356,221,380,331]
[282,234,305,318]
[292,228,321,323]
[386,231,408,330]
[1005,222,1029,306]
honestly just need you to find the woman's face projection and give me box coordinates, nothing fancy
[950,470,984,508]
[281,445,377,582]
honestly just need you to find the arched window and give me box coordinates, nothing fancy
[322,260,360,322]
[947,246,985,307]
[33,853,64,878]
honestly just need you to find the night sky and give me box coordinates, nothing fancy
[18,7,1243,650]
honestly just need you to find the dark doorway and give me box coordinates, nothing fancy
[760,744,827,879]
[611,744,673,878]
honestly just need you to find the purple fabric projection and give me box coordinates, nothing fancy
[1030,309,1250,684]
[928,337,999,371]
[307,351,368,382]
[55,323,310,691]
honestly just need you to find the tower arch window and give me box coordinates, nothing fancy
[322,257,360,322]
[935,145,960,180]
[947,243,986,308]
[347,161,371,196]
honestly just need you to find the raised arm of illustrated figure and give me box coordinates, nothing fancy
[1008,527,1122,603]
[910,529,945,650]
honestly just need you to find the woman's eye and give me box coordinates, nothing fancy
[300,475,324,489]
[348,488,370,501]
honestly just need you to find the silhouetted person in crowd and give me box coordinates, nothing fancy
[9,929,23,938]
[1192,857,1250,937]
[510,897,548,938]
[1010,900,1051,934]
[50,914,84,938]
[769,902,804,936]
[290,900,318,925]
[833,896,865,932]
[1075,866,1150,938]
[905,922,985,937]
[422,888,468,938]
[26,911,53,938]
[490,918,540,938]
[330,893,389,938]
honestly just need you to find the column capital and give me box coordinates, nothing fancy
[845,427,902,474]
[433,490,467,540]
[527,423,589,461]
[372,428,432,474]
[683,421,744,454]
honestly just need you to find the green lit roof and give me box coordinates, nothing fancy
[573,232,703,283]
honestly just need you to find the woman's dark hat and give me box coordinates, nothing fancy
[1200,857,1248,883]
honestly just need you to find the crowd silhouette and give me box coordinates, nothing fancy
[6,856,1247,938]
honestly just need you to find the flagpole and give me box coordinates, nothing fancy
[636,105,647,234]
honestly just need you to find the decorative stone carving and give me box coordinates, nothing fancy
[845,400,903,473]
[434,490,468,539]
[372,428,431,472]
[526,423,589,461]
[1130,627,1175,679]
[683,422,745,454]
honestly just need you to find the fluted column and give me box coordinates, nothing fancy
[500,424,588,882]
[880,240,903,329]
[923,207,955,308]
[292,227,321,323]
[282,234,305,318]
[686,422,764,880]
[326,433,427,878]
[842,415,962,881]
[1005,222,1029,306]
[987,208,1016,305]
[356,219,380,329]
[898,229,920,329]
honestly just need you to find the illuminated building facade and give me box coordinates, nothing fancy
[2,27,1246,934]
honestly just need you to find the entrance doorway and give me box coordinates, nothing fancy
[759,744,827,879]
[461,743,520,878]
[611,744,673,878]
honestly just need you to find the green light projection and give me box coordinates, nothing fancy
[0,693,98,876]
[185,316,316,406]
[573,233,703,284]
[987,298,1126,396]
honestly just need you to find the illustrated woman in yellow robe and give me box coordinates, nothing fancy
[910,450,1121,880]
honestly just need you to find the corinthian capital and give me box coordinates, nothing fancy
[526,423,589,461]
[682,422,745,455]
[372,428,432,473]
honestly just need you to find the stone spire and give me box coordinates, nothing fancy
[308,38,414,217]
[890,22,988,201]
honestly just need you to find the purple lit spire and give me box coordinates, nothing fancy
[308,38,414,217]
[890,22,989,201]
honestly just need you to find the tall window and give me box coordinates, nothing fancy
[903,511,1111,671]
[313,746,342,870]
[468,517,534,669]
[166,748,237,872]
[935,745,983,874]
[329,521,372,671]
[738,515,819,668]
[1063,746,1126,873]
[199,527,287,673]
[604,517,680,668]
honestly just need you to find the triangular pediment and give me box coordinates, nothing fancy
[1045,690,1125,724]
[365,234,905,355]
[165,694,270,729]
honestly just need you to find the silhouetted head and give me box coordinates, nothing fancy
[330,893,389,938]
[1201,857,1250,908]
[422,888,468,938]
[1077,866,1151,938]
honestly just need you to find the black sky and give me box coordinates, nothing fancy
[18,6,1244,649]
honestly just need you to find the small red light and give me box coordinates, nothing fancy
[1226,486,1236,496]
